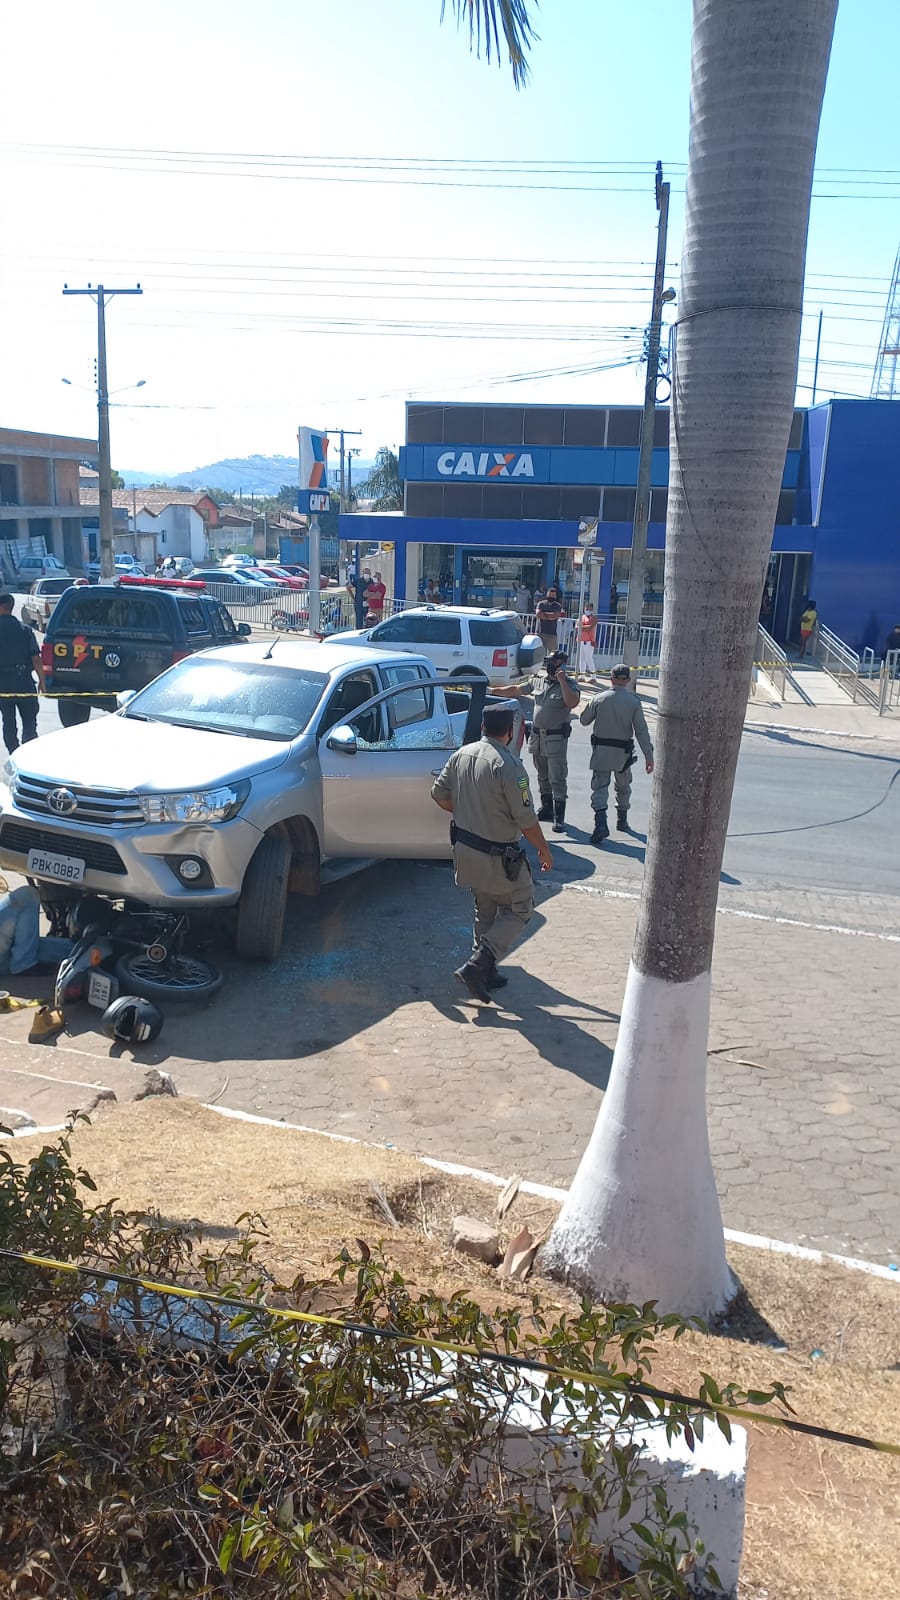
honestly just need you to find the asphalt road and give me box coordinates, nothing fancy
[9,667,900,929]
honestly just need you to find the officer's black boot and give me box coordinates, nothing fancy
[552,800,566,833]
[536,793,554,822]
[455,944,494,1004]
[590,810,609,845]
[617,807,630,832]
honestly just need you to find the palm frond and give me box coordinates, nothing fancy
[441,0,538,88]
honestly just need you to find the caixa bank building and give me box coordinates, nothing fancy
[339,398,900,652]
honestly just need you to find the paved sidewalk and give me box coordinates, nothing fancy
[1,862,897,1264]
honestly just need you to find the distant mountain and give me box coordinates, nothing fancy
[118,455,300,495]
[118,453,378,496]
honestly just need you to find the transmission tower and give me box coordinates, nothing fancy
[871,243,900,398]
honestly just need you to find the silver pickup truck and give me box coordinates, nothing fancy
[0,639,520,962]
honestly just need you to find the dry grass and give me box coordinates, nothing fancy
[9,1099,899,1600]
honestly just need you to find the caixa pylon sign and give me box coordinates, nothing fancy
[297,427,330,514]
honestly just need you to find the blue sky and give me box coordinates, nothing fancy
[0,0,894,475]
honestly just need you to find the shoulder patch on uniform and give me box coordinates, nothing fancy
[518,775,532,807]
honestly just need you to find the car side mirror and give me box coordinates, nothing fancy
[236,622,252,636]
[326,723,358,755]
[116,690,136,709]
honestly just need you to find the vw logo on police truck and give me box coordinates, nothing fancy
[47,787,78,816]
[436,450,535,479]
[104,651,121,669]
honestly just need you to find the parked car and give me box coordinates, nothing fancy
[40,578,251,727]
[190,568,279,603]
[221,554,256,568]
[327,605,544,687]
[0,642,507,961]
[20,575,89,631]
[86,554,147,583]
[238,566,292,588]
[255,565,308,589]
[14,555,69,589]
[154,556,194,577]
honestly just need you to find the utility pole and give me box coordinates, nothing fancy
[623,165,672,670]
[347,446,362,505]
[323,427,362,512]
[63,282,143,580]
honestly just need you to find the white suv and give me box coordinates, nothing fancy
[333,606,544,686]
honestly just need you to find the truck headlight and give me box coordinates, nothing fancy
[139,781,250,824]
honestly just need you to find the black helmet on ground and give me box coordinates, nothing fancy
[101,995,164,1044]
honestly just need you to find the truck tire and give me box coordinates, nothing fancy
[235,833,291,962]
[450,666,487,679]
[58,699,91,728]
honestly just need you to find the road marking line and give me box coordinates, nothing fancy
[201,1105,899,1285]
[558,881,900,941]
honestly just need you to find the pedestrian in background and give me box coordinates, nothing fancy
[535,585,564,647]
[799,599,818,658]
[0,594,43,755]
[431,703,552,1003]
[580,663,654,844]
[578,602,598,676]
[365,570,387,621]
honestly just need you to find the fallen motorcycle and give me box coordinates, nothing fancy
[49,897,223,1012]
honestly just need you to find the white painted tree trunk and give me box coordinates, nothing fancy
[544,0,837,1318]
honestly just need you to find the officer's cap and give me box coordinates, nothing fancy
[483,704,516,738]
[611,663,631,680]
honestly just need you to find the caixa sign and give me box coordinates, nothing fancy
[298,489,330,514]
[436,449,535,478]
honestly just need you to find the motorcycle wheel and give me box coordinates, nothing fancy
[114,951,223,1004]
[272,610,290,631]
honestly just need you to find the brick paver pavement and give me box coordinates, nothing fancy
[2,860,896,1264]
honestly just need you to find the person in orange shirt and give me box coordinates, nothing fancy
[577,602,598,676]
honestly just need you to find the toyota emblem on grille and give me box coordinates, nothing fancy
[48,787,78,816]
[104,651,121,669]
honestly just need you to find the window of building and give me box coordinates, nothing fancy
[611,549,666,617]
[602,488,636,522]
[441,482,483,517]
[650,489,668,523]
[775,489,796,525]
[560,487,601,521]
[483,407,525,444]
[562,408,606,447]
[653,410,671,446]
[523,407,564,446]
[0,464,18,506]
[606,409,642,447]
[405,484,443,517]
[482,485,522,519]
[442,407,484,445]
[406,405,444,444]
[521,486,562,519]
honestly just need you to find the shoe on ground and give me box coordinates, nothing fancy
[536,795,554,822]
[455,959,494,1005]
[29,1005,66,1042]
[617,810,630,831]
[552,802,566,834]
[486,970,508,990]
[590,816,610,846]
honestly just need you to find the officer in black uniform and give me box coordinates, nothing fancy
[0,594,43,755]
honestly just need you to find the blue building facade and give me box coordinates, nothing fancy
[339,399,900,653]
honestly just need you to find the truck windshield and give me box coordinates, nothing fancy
[123,657,328,741]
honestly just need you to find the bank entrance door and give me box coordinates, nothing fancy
[461,550,547,610]
[762,552,811,647]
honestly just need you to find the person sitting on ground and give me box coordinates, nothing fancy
[0,878,73,977]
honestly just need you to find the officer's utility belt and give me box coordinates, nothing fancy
[591,735,637,768]
[450,823,526,882]
[534,722,571,738]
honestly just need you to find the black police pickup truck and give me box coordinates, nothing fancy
[42,578,250,727]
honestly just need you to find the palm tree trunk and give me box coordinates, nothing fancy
[543,0,837,1316]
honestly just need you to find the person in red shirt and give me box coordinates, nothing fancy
[364,570,387,620]
[577,603,598,676]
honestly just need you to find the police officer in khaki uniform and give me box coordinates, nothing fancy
[431,703,553,1003]
[526,648,580,833]
[580,662,654,844]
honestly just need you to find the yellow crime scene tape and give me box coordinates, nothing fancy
[1,1249,898,1459]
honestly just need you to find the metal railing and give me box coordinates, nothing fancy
[754,623,788,702]
[879,650,900,716]
[812,622,863,701]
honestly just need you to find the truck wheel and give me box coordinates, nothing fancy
[235,833,290,962]
[58,699,91,728]
[450,666,487,680]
